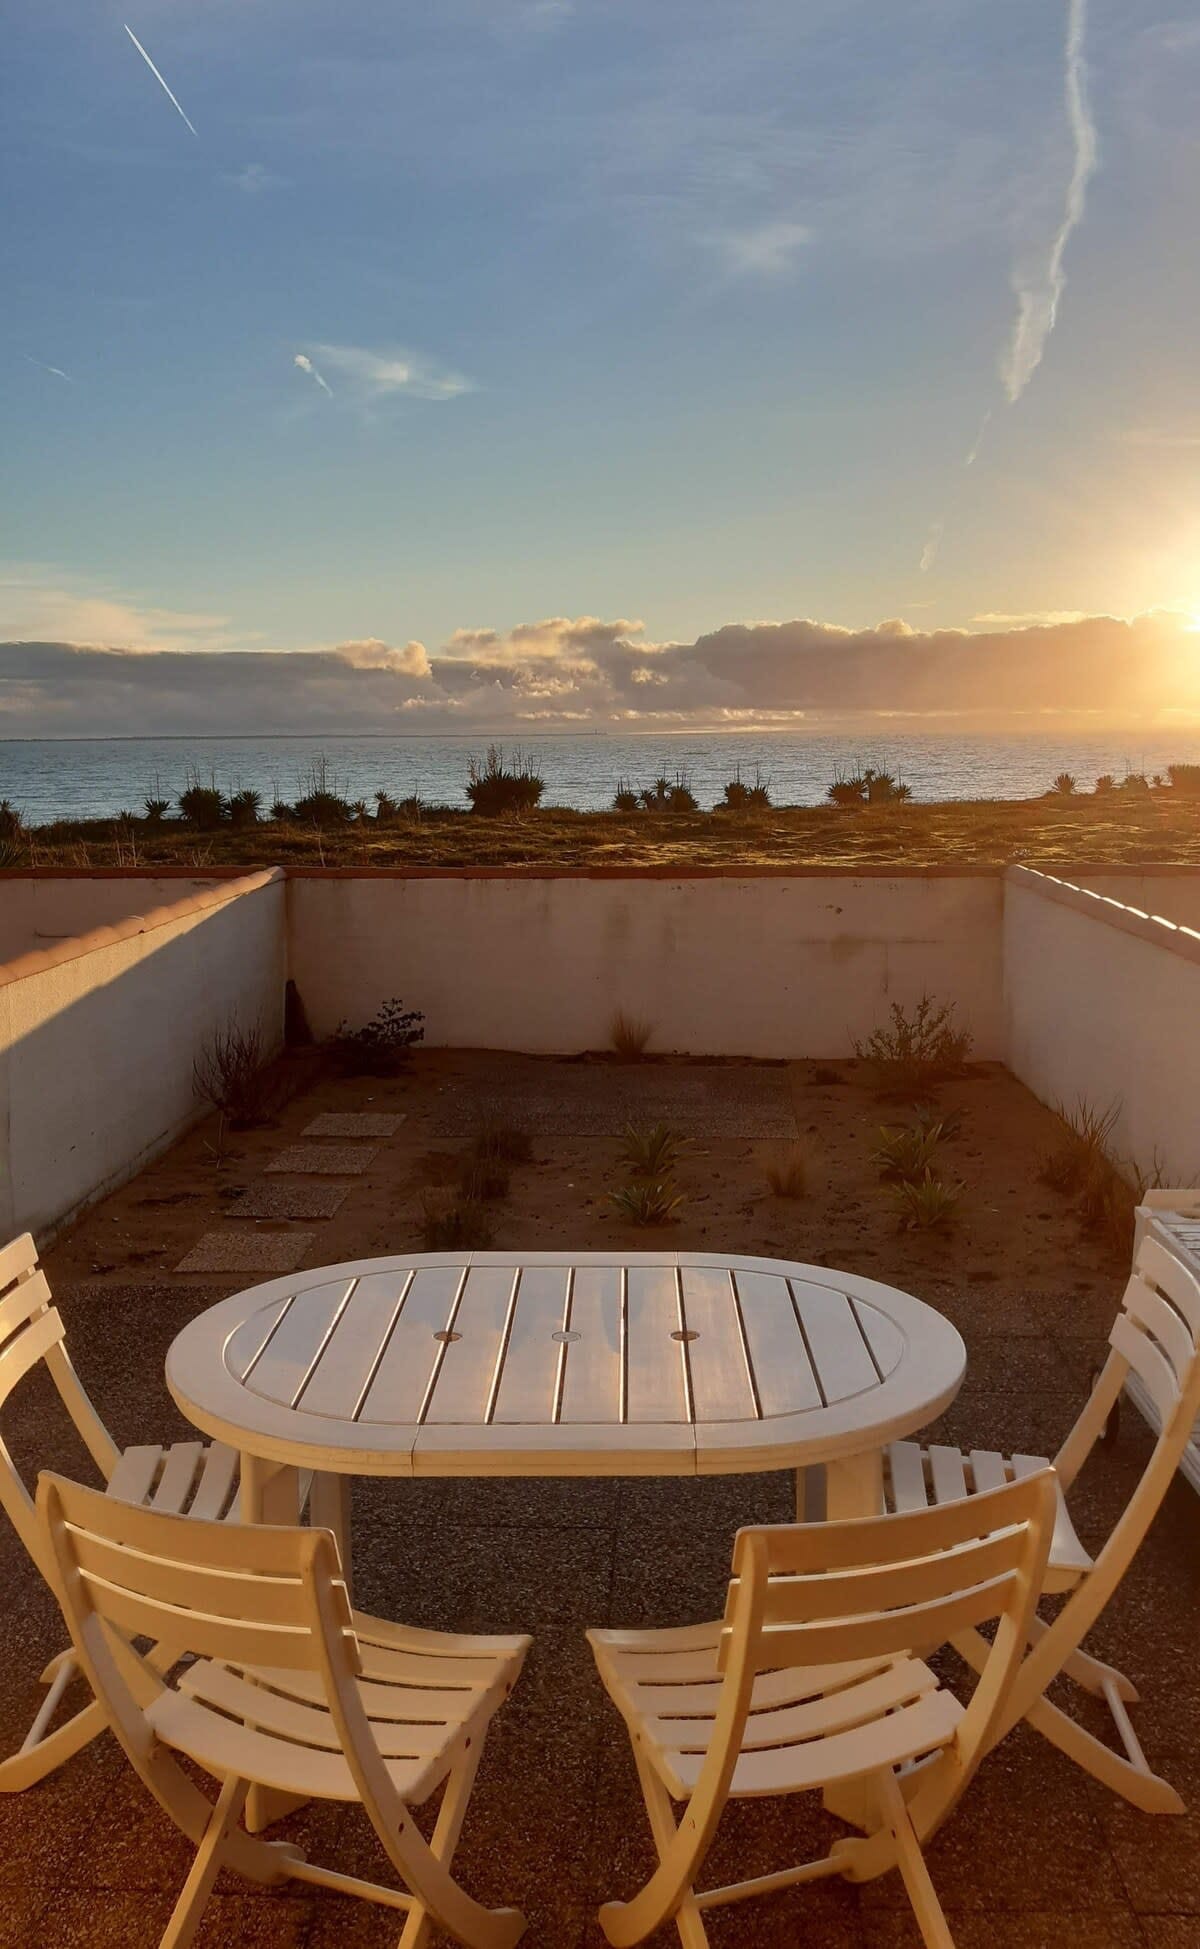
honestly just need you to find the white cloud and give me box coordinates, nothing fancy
[0,567,256,653]
[1000,0,1097,402]
[305,342,473,404]
[713,219,812,277]
[919,521,944,574]
[293,352,333,397]
[226,162,289,194]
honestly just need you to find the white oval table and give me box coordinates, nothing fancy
[167,1249,965,1533]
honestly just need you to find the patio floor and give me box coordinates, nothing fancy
[1,1051,1198,1947]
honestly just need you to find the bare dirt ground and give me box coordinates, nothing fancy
[12,790,1200,872]
[48,1048,1127,1316]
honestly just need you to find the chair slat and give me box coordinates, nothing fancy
[1138,1235,1200,1337]
[886,1442,929,1510]
[1110,1313,1180,1426]
[929,1445,969,1504]
[80,1572,320,1670]
[968,1449,1009,1494]
[68,1525,317,1626]
[150,1443,205,1513]
[179,1663,459,1757]
[668,1689,963,1798]
[0,1308,65,1409]
[741,1469,1049,1576]
[105,1445,164,1507]
[738,1572,1017,1670]
[647,1658,937,1753]
[191,1444,240,1521]
[1123,1277,1197,1389]
[0,1267,52,1345]
[754,1529,1026,1629]
[0,1234,37,1296]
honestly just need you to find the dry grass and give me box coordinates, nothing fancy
[761,1140,809,1198]
[610,1009,654,1060]
[9,792,1200,871]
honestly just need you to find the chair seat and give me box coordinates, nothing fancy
[886,1442,1093,1594]
[149,1612,530,1806]
[106,1440,241,1521]
[588,1619,960,1801]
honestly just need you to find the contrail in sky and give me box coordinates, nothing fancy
[1001,0,1096,402]
[22,353,73,382]
[294,353,333,397]
[919,520,944,575]
[123,24,198,137]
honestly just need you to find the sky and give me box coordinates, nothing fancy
[4,1,1200,735]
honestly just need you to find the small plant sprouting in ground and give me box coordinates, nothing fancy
[873,1121,946,1184]
[854,995,973,1095]
[192,1019,281,1128]
[888,1169,963,1232]
[466,745,545,816]
[608,1180,686,1226]
[333,998,426,1076]
[911,1100,963,1142]
[610,1008,653,1060]
[762,1140,808,1198]
[619,1121,688,1179]
[420,1194,495,1251]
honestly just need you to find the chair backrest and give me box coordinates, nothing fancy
[37,1472,370,1780]
[0,1236,119,1572]
[710,1471,1057,1839]
[1056,1235,1200,1494]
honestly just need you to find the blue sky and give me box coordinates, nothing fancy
[3,2,1200,731]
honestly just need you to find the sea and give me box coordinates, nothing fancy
[3,731,1200,822]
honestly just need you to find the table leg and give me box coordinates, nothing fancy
[823,1447,885,1831]
[825,1448,884,1521]
[309,1472,353,1595]
[239,1454,309,1834]
[794,1468,824,1522]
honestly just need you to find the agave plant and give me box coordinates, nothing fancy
[888,1169,962,1232]
[619,1120,687,1179]
[608,1180,686,1226]
[873,1121,945,1183]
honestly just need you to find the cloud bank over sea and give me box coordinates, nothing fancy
[0,610,1196,737]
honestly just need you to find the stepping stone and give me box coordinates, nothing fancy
[266,1144,378,1176]
[174,1231,315,1275]
[226,1182,351,1221]
[302,1112,405,1139]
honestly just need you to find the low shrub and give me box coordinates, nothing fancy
[178,784,227,830]
[192,1019,282,1128]
[466,745,544,815]
[1037,1098,1120,1196]
[0,800,22,840]
[718,767,772,811]
[638,774,698,813]
[610,1009,653,1060]
[142,797,171,822]
[457,1156,511,1202]
[854,995,973,1095]
[420,1195,495,1250]
[612,780,640,813]
[1168,762,1200,795]
[473,1106,534,1165]
[873,1121,946,1183]
[294,789,353,827]
[332,997,426,1075]
[608,1180,686,1226]
[762,1140,808,1198]
[227,788,261,829]
[1049,772,1077,796]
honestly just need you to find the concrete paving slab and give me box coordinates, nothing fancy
[225,1182,351,1220]
[173,1231,315,1274]
[301,1113,405,1139]
[266,1145,379,1176]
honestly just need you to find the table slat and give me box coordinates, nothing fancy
[680,1266,756,1423]
[854,1299,905,1379]
[357,1265,464,1423]
[298,1271,414,1420]
[626,1266,688,1424]
[735,1272,822,1417]
[559,1267,622,1423]
[244,1281,354,1408]
[423,1266,516,1424]
[225,1295,292,1382]
[790,1279,879,1402]
[492,1267,570,1423]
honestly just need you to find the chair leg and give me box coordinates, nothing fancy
[598,1750,710,1949]
[397,1742,485,1949]
[0,1694,109,1792]
[160,1773,251,1949]
[876,1769,956,1949]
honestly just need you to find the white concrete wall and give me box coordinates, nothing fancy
[0,875,239,963]
[287,872,1005,1058]
[0,872,286,1239]
[1073,870,1200,932]
[1003,867,1200,1181]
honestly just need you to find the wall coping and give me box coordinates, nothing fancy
[1006,864,1200,967]
[0,868,284,990]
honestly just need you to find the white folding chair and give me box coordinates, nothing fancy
[0,1232,257,1790]
[884,1233,1200,1814]
[589,1470,1056,1949]
[38,1470,530,1949]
